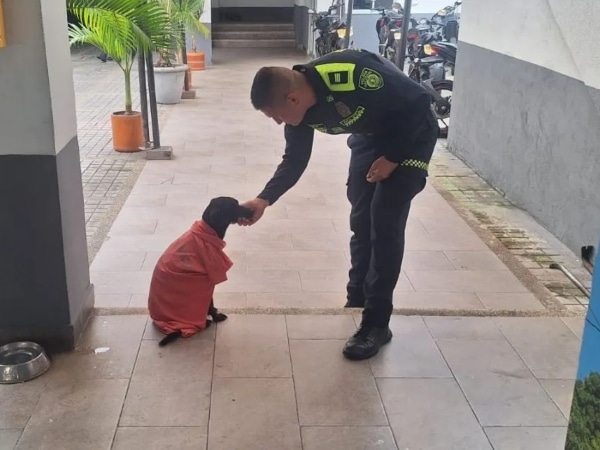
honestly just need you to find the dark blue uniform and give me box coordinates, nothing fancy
[257,49,438,326]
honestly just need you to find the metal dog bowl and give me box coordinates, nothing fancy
[0,342,51,384]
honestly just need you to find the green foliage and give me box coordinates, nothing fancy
[566,372,600,449]
[67,0,174,113]
[156,0,210,66]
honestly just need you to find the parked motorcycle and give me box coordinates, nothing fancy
[404,46,452,138]
[414,17,443,42]
[406,20,459,78]
[375,3,416,65]
[430,1,461,43]
[405,30,445,80]
[314,1,347,56]
[429,40,458,75]
[426,77,452,138]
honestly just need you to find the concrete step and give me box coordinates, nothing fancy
[212,39,296,48]
[213,30,295,40]
[212,23,294,32]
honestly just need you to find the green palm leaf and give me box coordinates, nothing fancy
[68,0,174,53]
[67,0,174,113]
[172,0,210,38]
[158,0,210,55]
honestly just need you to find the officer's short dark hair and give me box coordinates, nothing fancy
[250,66,293,109]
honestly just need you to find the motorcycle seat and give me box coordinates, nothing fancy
[420,56,445,65]
[435,42,458,49]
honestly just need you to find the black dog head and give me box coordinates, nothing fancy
[201,197,253,239]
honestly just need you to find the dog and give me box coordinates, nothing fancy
[147,197,253,347]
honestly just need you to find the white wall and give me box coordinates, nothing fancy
[202,0,211,23]
[448,0,600,254]
[458,0,600,90]
[0,0,76,155]
[316,0,332,11]
[219,0,295,7]
[411,0,456,14]
[41,1,78,153]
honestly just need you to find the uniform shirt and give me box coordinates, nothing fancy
[257,48,437,206]
[148,220,233,338]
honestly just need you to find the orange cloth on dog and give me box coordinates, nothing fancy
[148,220,233,338]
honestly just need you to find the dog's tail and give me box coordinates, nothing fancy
[158,331,182,347]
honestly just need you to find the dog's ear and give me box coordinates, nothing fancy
[203,197,249,228]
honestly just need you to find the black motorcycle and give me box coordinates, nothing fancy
[405,44,453,138]
[314,2,347,56]
[430,1,462,43]
[375,5,416,66]
[425,77,452,139]
[429,40,458,75]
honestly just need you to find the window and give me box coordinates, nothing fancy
[353,0,373,9]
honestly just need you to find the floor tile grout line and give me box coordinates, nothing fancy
[284,315,304,450]
[12,423,26,449]
[369,353,394,432]
[13,371,48,448]
[92,307,585,319]
[109,322,146,450]
[489,317,571,422]
[352,314,396,444]
[205,322,219,450]
[297,425,396,429]
[423,317,496,449]
[491,317,558,382]
[558,317,583,340]
[483,425,571,429]
[371,381,400,448]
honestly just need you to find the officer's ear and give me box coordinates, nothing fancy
[286,92,301,106]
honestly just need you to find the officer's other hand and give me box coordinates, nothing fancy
[366,156,398,183]
[238,198,269,226]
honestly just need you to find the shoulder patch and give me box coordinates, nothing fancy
[315,63,356,92]
[358,68,384,91]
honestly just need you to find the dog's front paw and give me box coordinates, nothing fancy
[212,311,228,323]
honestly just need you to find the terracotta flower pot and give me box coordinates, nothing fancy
[187,51,205,71]
[111,111,144,152]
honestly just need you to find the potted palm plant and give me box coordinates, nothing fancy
[184,0,211,72]
[67,0,173,152]
[154,0,210,104]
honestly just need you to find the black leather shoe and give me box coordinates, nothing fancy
[342,325,392,360]
[344,297,365,308]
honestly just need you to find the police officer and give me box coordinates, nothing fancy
[240,48,438,361]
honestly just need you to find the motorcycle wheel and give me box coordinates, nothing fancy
[430,79,452,138]
[385,44,395,63]
[315,37,325,57]
[378,28,389,58]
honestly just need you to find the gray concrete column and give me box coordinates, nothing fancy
[0,1,94,352]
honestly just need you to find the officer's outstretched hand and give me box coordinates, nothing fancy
[366,156,398,183]
[238,198,269,226]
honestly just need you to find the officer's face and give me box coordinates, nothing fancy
[261,95,306,127]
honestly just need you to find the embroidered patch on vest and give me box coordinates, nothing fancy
[358,68,384,91]
[334,101,352,118]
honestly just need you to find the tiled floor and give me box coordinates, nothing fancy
[70,46,171,250]
[89,48,546,313]
[1,314,582,449]
[7,48,582,449]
